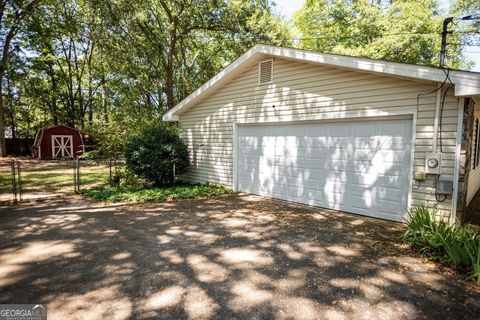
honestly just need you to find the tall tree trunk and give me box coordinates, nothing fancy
[7,76,15,139]
[48,63,59,124]
[165,11,178,110]
[101,76,108,122]
[0,0,42,156]
[0,32,14,157]
[166,39,175,110]
[0,91,6,157]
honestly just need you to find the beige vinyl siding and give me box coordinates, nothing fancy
[179,57,459,218]
[467,100,480,205]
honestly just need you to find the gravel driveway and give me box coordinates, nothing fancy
[0,194,479,319]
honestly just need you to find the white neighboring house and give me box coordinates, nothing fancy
[163,44,480,222]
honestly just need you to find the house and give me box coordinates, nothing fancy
[162,44,480,222]
[32,125,84,159]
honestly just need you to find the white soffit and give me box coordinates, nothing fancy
[163,44,480,121]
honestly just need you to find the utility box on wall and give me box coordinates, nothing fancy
[425,153,442,175]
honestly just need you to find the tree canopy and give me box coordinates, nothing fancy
[293,0,474,68]
[0,0,479,156]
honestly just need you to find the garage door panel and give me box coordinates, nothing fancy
[288,185,305,198]
[350,149,409,162]
[323,160,350,171]
[380,122,410,136]
[329,125,350,137]
[351,195,374,210]
[286,176,304,187]
[322,186,348,198]
[353,124,376,137]
[327,152,350,161]
[304,150,328,160]
[237,118,412,222]
[304,191,325,203]
[376,200,407,216]
[350,163,410,176]
[353,139,410,150]
[327,138,351,149]
[350,173,408,188]
[304,168,327,180]
[349,185,405,199]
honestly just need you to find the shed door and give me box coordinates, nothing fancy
[51,135,74,159]
[237,118,413,222]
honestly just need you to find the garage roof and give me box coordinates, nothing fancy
[163,44,480,121]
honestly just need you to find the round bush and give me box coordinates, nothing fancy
[124,123,189,186]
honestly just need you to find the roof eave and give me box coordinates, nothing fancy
[162,44,480,121]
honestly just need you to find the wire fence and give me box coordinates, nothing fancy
[0,157,125,204]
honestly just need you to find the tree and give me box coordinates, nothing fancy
[293,0,467,68]
[28,1,106,128]
[0,0,43,156]
[94,0,289,111]
[1,0,289,155]
[450,0,480,61]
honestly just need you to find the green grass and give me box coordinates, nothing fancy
[20,164,111,193]
[0,161,111,200]
[80,183,232,202]
[401,206,480,285]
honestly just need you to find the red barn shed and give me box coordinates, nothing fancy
[32,125,84,159]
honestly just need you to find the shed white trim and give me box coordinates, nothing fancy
[163,44,480,121]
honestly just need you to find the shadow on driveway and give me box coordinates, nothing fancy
[0,193,479,319]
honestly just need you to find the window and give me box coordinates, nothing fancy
[258,60,273,84]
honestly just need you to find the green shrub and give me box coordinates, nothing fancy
[81,183,231,202]
[439,224,476,267]
[401,206,446,256]
[467,239,480,285]
[402,206,480,285]
[124,123,189,186]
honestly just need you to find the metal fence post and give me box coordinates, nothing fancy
[76,158,80,192]
[73,158,80,193]
[11,161,17,202]
[17,161,22,202]
[173,163,176,186]
[109,159,112,185]
[73,159,77,193]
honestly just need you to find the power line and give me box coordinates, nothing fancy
[280,31,480,42]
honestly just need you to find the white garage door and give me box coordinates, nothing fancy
[237,118,413,222]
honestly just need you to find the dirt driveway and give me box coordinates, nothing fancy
[0,194,479,319]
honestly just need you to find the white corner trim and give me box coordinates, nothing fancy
[162,44,480,121]
[232,123,238,192]
[451,97,465,223]
[407,110,418,219]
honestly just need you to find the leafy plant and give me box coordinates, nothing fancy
[439,224,476,267]
[81,183,231,202]
[401,206,444,255]
[402,206,480,285]
[124,123,189,187]
[467,239,480,285]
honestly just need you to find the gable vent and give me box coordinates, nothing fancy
[259,60,273,84]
